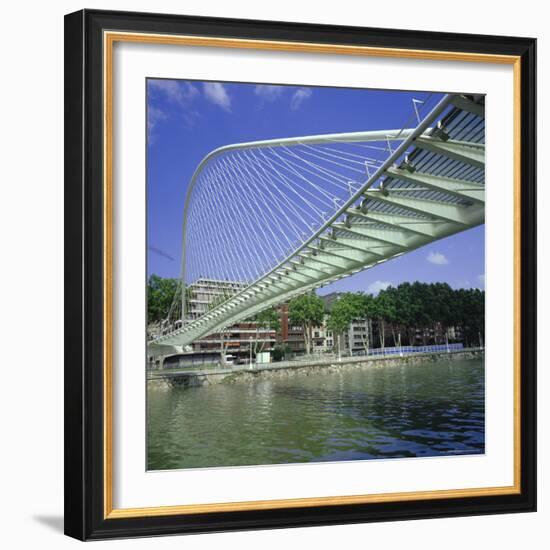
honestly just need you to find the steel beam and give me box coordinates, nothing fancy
[345,208,450,237]
[385,167,485,203]
[333,221,412,247]
[309,243,379,264]
[414,137,485,169]
[363,191,478,225]
[450,95,485,118]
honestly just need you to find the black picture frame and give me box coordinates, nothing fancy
[64,9,536,541]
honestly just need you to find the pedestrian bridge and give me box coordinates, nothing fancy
[149,93,485,356]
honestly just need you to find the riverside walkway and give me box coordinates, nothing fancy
[147,346,484,388]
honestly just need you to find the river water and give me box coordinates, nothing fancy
[147,357,484,470]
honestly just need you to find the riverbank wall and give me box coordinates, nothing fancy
[147,348,484,390]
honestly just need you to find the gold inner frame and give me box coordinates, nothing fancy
[103,31,522,519]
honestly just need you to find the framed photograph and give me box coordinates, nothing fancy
[64,9,536,540]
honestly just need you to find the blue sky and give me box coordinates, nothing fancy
[147,79,485,294]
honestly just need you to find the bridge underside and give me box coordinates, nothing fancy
[149,94,485,356]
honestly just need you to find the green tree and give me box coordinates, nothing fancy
[288,293,325,355]
[272,343,291,362]
[453,287,485,347]
[428,282,455,343]
[253,308,281,354]
[147,274,178,323]
[389,282,417,345]
[372,282,485,348]
[372,289,397,349]
[327,292,365,356]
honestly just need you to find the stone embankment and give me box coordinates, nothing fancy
[147,348,484,390]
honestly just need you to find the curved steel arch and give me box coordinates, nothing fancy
[178,128,438,312]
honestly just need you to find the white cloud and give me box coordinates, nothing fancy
[148,80,201,130]
[427,251,449,265]
[290,88,312,110]
[367,280,391,296]
[477,274,485,288]
[203,82,231,111]
[147,106,167,143]
[148,79,198,105]
[254,85,285,101]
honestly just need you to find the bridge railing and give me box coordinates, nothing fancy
[148,344,482,376]
[252,343,473,371]
[353,343,465,357]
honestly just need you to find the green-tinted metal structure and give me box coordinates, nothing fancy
[149,93,485,356]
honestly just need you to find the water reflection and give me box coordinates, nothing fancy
[147,358,484,470]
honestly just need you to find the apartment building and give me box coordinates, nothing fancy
[186,278,275,362]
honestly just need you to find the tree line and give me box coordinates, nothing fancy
[147,275,485,355]
[290,282,484,354]
[147,275,178,323]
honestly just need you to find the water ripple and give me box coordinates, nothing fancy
[147,358,485,470]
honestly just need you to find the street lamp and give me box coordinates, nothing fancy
[249,336,253,368]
